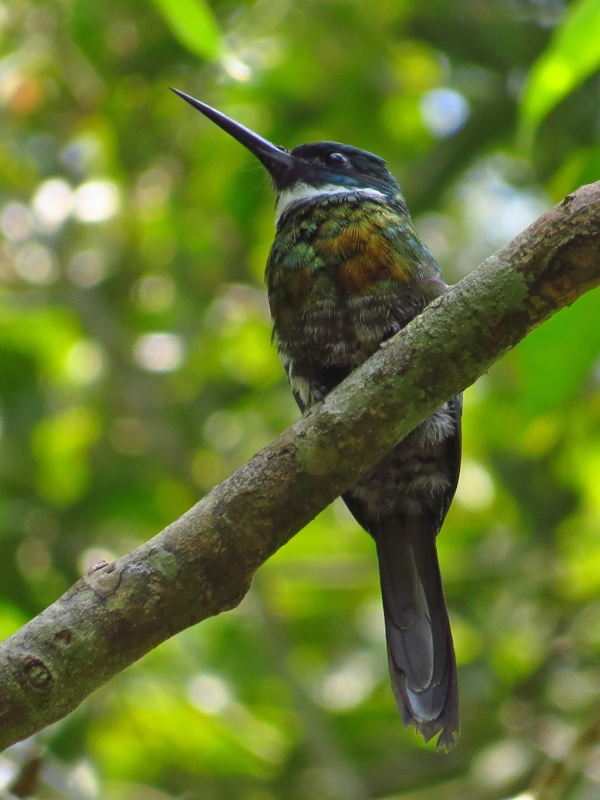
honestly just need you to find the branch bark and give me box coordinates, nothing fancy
[1,182,600,751]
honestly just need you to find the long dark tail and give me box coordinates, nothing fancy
[374,515,458,749]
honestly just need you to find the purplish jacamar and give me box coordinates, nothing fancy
[173,89,462,749]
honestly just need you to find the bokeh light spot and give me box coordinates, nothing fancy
[420,88,470,137]
[135,274,176,312]
[317,653,377,711]
[14,242,57,284]
[450,615,482,665]
[135,167,172,214]
[61,134,103,176]
[74,180,120,223]
[17,537,51,579]
[67,249,107,287]
[65,340,105,385]
[133,332,184,372]
[188,673,231,714]
[472,739,533,788]
[455,459,495,510]
[31,178,73,231]
[203,411,244,453]
[222,54,252,82]
[66,760,99,800]
[1,202,32,242]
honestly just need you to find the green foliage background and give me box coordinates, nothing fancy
[1,0,600,797]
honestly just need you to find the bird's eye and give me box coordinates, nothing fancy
[324,152,349,168]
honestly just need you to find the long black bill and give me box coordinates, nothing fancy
[171,88,294,178]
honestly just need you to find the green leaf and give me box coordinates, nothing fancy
[31,406,102,506]
[519,0,600,145]
[546,143,600,200]
[149,0,223,61]
[514,286,600,416]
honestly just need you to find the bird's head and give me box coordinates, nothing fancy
[172,89,402,220]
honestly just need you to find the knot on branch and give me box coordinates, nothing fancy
[21,657,53,693]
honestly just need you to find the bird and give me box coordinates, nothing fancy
[173,88,462,749]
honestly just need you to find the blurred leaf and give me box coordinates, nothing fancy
[0,602,28,641]
[219,317,282,387]
[520,0,600,144]
[0,303,81,384]
[70,0,106,63]
[514,286,600,416]
[558,514,600,599]
[492,622,547,683]
[4,0,600,795]
[90,684,288,780]
[547,143,600,200]
[148,0,223,60]
[31,407,101,507]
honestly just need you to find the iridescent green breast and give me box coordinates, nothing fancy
[266,195,446,370]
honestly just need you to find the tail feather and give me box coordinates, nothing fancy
[374,515,458,749]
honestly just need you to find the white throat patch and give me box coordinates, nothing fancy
[275,183,387,224]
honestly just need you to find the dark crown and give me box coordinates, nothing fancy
[280,142,400,196]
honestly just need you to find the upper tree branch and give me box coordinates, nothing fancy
[0,182,599,751]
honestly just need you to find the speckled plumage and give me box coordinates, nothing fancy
[267,188,461,748]
[171,90,461,748]
[267,193,446,406]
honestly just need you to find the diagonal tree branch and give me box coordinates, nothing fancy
[0,182,599,751]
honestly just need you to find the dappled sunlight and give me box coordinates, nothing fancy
[0,0,599,797]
